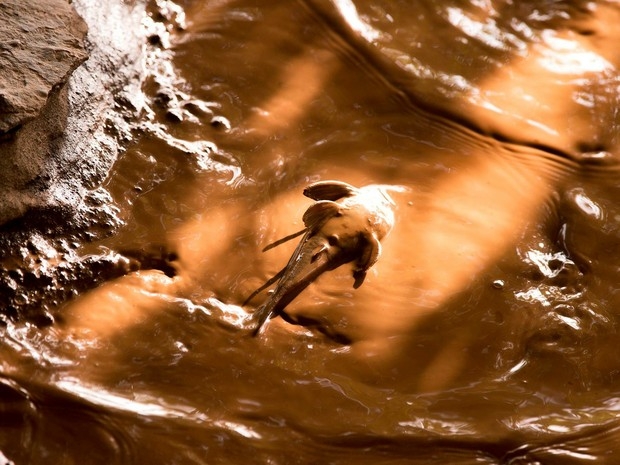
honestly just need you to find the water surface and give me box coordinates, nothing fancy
[2,0,620,463]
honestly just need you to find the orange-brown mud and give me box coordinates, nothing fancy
[2,0,620,463]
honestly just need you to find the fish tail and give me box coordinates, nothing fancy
[250,302,274,336]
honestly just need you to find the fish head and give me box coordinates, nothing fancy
[302,183,399,274]
[312,213,369,259]
[303,206,383,289]
[351,184,399,238]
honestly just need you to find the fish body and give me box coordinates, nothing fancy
[247,180,396,335]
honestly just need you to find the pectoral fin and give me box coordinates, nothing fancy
[352,269,366,289]
[352,234,381,288]
[302,200,341,230]
[262,228,307,252]
[303,181,357,201]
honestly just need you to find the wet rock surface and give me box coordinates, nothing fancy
[0,0,150,226]
[0,0,139,320]
[0,0,87,224]
[0,0,208,321]
[0,0,87,133]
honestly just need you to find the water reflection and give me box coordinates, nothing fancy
[2,0,620,463]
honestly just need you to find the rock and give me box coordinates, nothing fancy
[0,0,88,133]
[0,0,147,226]
[0,0,187,321]
[64,0,148,188]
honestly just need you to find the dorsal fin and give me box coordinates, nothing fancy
[303,181,357,201]
[302,200,340,230]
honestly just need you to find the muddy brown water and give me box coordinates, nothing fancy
[3,0,620,463]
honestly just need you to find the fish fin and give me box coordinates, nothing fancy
[303,181,357,201]
[302,200,341,229]
[242,265,287,306]
[251,302,273,336]
[262,228,307,252]
[352,234,381,287]
[352,269,366,289]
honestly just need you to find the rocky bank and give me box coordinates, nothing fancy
[0,0,174,321]
[0,0,202,321]
[0,0,147,227]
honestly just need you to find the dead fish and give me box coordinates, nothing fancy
[244,180,397,336]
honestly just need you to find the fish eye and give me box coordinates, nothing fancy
[327,235,339,246]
